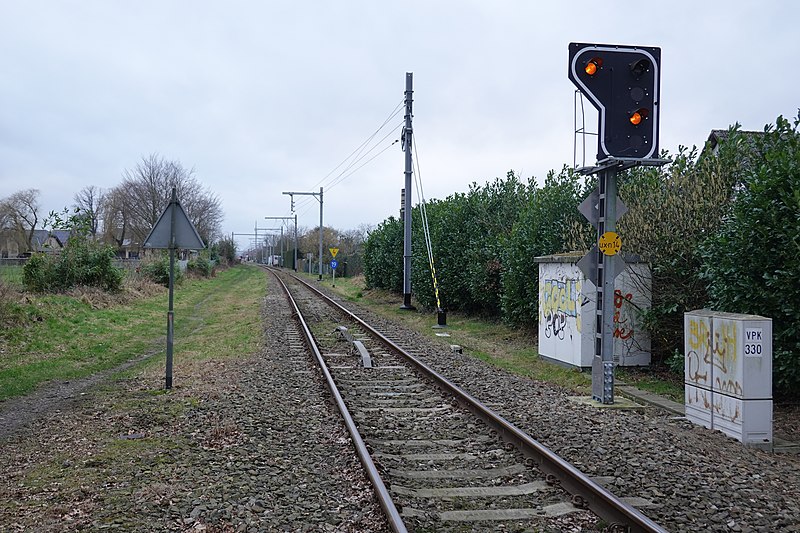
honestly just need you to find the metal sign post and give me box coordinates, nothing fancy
[167,197,176,389]
[144,187,205,390]
[577,163,627,403]
[577,159,665,403]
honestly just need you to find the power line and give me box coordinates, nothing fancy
[291,100,405,215]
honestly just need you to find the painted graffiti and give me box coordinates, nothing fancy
[713,319,738,374]
[612,290,634,340]
[686,317,711,386]
[687,317,711,355]
[540,278,582,338]
[686,317,739,380]
[715,378,744,397]
[686,316,743,397]
[686,350,709,384]
[543,311,567,340]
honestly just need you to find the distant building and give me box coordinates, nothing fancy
[31,229,72,252]
[0,229,72,258]
[704,129,765,160]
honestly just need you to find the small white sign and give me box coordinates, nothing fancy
[744,328,763,357]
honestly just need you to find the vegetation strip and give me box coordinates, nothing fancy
[0,265,264,402]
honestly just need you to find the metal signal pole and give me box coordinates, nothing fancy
[265,216,296,268]
[401,72,415,310]
[283,188,323,279]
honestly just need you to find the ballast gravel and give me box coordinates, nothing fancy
[326,290,800,533]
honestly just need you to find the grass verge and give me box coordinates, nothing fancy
[0,264,265,401]
[0,265,24,289]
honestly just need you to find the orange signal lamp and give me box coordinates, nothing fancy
[629,108,649,125]
[584,57,602,76]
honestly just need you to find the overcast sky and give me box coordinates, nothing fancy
[1,1,797,251]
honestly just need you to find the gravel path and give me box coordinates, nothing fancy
[0,278,389,532]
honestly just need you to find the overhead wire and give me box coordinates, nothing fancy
[326,124,402,190]
[290,100,405,216]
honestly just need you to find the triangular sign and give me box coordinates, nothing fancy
[144,194,205,250]
[578,188,628,229]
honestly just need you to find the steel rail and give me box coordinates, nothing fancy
[269,271,408,533]
[288,271,668,533]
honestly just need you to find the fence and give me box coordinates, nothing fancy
[0,259,25,288]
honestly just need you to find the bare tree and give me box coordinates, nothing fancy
[0,189,40,251]
[299,226,340,257]
[339,223,374,255]
[73,185,106,237]
[117,154,224,247]
[181,183,224,245]
[0,204,10,229]
[102,186,130,247]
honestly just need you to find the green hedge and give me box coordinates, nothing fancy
[363,116,800,397]
[141,253,184,287]
[365,169,589,322]
[699,116,800,398]
[363,217,403,293]
[188,255,214,277]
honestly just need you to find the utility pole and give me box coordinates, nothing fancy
[232,232,259,261]
[401,72,415,310]
[256,225,280,264]
[253,221,259,263]
[283,188,323,280]
[294,212,297,271]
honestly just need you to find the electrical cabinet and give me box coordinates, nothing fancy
[684,310,772,449]
[535,254,651,368]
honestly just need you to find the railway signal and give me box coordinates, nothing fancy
[568,42,667,405]
[568,42,661,161]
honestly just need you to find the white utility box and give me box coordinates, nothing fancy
[684,310,772,449]
[535,254,651,369]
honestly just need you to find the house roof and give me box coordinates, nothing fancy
[705,129,764,154]
[31,229,72,250]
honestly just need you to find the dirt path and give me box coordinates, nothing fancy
[0,350,161,440]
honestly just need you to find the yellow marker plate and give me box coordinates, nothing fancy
[598,231,621,256]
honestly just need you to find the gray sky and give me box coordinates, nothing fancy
[1,1,797,252]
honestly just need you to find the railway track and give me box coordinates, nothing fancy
[269,267,667,533]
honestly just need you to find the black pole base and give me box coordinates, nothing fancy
[400,293,416,310]
[432,308,448,329]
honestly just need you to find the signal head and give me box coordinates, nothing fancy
[630,58,651,78]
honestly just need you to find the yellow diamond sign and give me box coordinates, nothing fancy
[329,247,339,258]
[598,231,621,256]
